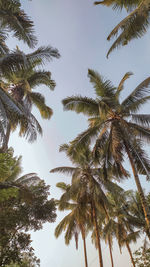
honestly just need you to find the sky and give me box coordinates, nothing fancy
[7,0,150,266]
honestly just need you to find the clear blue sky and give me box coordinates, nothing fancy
[8,0,150,266]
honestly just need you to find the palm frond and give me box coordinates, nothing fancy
[55,214,73,238]
[59,143,69,153]
[127,138,150,179]
[125,231,140,243]
[26,46,60,64]
[117,72,133,94]
[123,96,150,114]
[57,201,77,211]
[62,96,99,116]
[18,110,42,143]
[107,2,150,56]
[15,173,41,185]
[0,0,37,48]
[128,122,150,143]
[56,182,71,191]
[88,69,116,99]
[121,77,150,110]
[28,71,56,90]
[0,29,9,55]
[94,0,139,11]
[64,217,76,245]
[0,86,24,116]
[28,92,53,119]
[70,124,102,152]
[50,167,79,175]
[131,114,150,127]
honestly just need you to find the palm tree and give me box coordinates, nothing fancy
[94,0,150,57]
[51,144,124,267]
[51,145,105,267]
[0,46,60,151]
[62,70,150,230]
[4,57,55,119]
[55,182,90,267]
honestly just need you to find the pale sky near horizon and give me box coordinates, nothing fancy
[8,0,150,266]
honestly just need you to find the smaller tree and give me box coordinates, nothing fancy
[0,149,56,266]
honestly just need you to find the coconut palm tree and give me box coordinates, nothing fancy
[51,146,104,267]
[51,144,124,267]
[0,46,60,151]
[94,0,150,57]
[55,182,90,267]
[62,70,150,230]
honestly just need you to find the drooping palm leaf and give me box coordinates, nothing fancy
[106,1,150,57]
[27,92,53,119]
[28,71,56,90]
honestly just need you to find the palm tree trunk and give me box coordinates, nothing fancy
[92,204,104,267]
[103,205,114,267]
[82,232,88,267]
[125,241,136,267]
[108,236,114,267]
[125,144,150,231]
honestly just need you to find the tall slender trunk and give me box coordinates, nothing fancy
[108,236,114,267]
[81,229,88,267]
[125,144,150,231]
[103,205,114,267]
[92,203,104,267]
[126,241,136,267]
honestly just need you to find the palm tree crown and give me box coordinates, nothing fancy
[62,69,150,229]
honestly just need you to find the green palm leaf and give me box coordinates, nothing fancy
[94,0,140,10]
[106,1,150,56]
[28,71,56,90]
[28,92,53,119]
[0,29,9,54]
[131,114,150,127]
[50,166,79,175]
[117,72,133,94]
[121,77,150,111]
[62,96,99,116]
[88,69,116,99]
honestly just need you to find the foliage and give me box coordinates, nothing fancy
[5,250,40,267]
[133,246,150,267]
[94,0,150,57]
[0,150,56,265]
[62,70,150,179]
[0,0,37,51]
